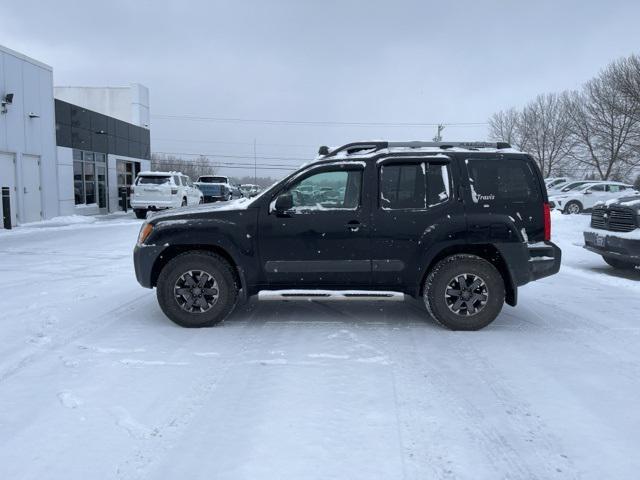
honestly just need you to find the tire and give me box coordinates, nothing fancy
[564,201,582,214]
[602,256,637,270]
[133,209,147,220]
[156,251,239,328]
[424,254,505,331]
[181,198,187,207]
[199,197,204,204]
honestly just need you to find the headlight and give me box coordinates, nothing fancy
[137,223,154,245]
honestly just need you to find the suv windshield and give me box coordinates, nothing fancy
[137,176,171,185]
[199,177,227,183]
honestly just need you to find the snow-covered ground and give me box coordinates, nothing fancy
[0,212,639,480]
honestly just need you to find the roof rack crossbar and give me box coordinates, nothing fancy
[319,141,388,158]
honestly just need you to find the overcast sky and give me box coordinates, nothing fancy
[2,0,640,178]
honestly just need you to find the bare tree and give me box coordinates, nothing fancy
[488,108,525,148]
[151,153,218,180]
[565,64,640,180]
[613,54,640,107]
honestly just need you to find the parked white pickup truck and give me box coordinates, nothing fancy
[131,171,203,219]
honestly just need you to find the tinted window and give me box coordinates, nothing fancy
[467,159,541,202]
[199,177,228,183]
[588,184,606,192]
[607,185,623,192]
[380,164,425,209]
[138,176,171,185]
[285,169,362,209]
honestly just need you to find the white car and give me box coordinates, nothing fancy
[550,180,605,194]
[545,177,571,190]
[131,171,203,219]
[549,181,637,214]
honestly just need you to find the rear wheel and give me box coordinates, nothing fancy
[564,201,582,214]
[424,254,505,331]
[134,209,147,219]
[602,256,638,270]
[156,251,238,328]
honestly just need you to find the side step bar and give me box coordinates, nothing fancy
[258,290,405,302]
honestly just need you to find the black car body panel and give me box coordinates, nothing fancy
[134,143,561,305]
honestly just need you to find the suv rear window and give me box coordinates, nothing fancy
[199,177,227,183]
[380,162,451,210]
[137,176,171,185]
[466,159,540,202]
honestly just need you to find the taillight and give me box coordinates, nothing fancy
[171,188,178,195]
[543,202,551,241]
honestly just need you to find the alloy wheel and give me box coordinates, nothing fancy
[444,273,489,316]
[173,270,220,313]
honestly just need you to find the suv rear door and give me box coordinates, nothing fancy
[258,162,371,287]
[370,156,465,288]
[463,154,545,243]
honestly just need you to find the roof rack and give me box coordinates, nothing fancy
[318,141,511,157]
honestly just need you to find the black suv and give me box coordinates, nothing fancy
[584,195,640,270]
[134,141,561,331]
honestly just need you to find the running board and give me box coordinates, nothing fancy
[258,290,405,302]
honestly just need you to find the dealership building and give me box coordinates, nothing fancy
[0,44,150,228]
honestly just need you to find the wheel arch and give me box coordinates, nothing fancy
[150,244,246,297]
[417,243,517,306]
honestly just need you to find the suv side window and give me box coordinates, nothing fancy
[283,169,362,210]
[173,175,181,186]
[607,184,622,192]
[588,184,606,192]
[467,159,540,202]
[379,162,451,210]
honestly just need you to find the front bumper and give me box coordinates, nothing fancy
[133,244,167,288]
[584,230,640,264]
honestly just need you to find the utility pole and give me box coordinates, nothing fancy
[433,124,445,142]
[253,139,257,184]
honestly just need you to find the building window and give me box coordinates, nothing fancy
[73,150,106,207]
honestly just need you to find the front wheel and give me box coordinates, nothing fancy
[156,252,239,327]
[424,254,505,331]
[564,201,582,214]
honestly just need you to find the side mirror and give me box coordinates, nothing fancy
[274,193,293,212]
[584,190,592,195]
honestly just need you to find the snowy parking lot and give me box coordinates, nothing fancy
[0,212,639,480]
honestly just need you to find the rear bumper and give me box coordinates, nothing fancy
[133,244,166,288]
[203,195,225,203]
[131,199,177,209]
[583,230,640,263]
[526,241,562,282]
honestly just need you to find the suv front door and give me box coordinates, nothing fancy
[258,162,371,287]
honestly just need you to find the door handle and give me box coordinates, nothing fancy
[346,220,361,232]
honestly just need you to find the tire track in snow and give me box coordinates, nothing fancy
[364,302,568,480]
[113,299,272,480]
[0,292,151,385]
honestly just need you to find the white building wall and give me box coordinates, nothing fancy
[0,44,57,226]
[54,84,150,128]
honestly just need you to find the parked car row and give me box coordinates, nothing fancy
[549,181,637,214]
[131,171,250,218]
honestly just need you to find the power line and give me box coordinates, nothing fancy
[152,150,311,162]
[151,113,489,128]
[152,138,317,149]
